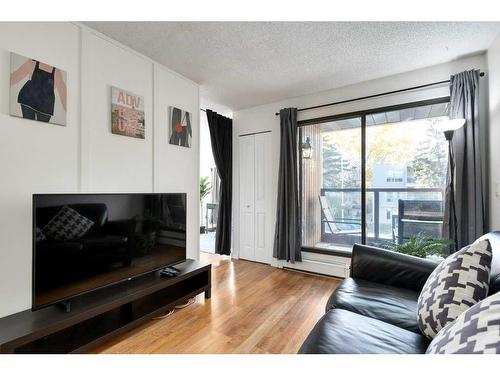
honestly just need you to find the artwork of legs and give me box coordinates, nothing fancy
[21,105,51,122]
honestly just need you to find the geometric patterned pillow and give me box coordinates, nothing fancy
[35,226,46,242]
[417,240,492,339]
[426,291,500,354]
[42,205,94,241]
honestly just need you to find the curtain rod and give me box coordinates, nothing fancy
[274,71,485,116]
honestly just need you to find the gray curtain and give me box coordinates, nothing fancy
[273,108,301,262]
[206,110,232,256]
[443,69,486,251]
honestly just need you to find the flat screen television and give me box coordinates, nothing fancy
[32,193,187,311]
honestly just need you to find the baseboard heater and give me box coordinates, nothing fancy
[282,256,351,278]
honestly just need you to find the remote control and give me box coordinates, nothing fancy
[163,266,180,275]
[159,269,176,277]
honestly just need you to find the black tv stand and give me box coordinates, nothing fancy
[57,300,72,313]
[0,259,211,353]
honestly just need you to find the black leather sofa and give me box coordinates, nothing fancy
[35,204,136,292]
[299,231,500,354]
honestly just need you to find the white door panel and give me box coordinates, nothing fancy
[240,137,255,210]
[255,212,267,262]
[239,136,255,261]
[254,133,272,263]
[240,211,255,260]
[239,132,272,264]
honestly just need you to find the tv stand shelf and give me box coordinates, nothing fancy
[0,259,211,353]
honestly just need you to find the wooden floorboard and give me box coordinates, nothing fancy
[92,253,340,354]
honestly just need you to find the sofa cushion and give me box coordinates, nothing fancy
[298,309,429,354]
[43,206,95,241]
[475,232,500,294]
[326,277,421,333]
[81,235,128,249]
[81,235,128,252]
[417,240,492,339]
[36,241,84,262]
[37,203,108,229]
[35,226,46,242]
[426,291,500,354]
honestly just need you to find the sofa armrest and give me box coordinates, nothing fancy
[350,243,439,292]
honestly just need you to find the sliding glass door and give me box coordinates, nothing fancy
[364,102,449,248]
[300,98,450,253]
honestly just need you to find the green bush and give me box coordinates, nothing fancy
[391,235,452,258]
[200,176,211,201]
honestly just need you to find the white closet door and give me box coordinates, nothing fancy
[239,135,255,261]
[253,133,272,263]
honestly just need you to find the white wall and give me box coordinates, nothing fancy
[232,53,489,269]
[0,22,81,318]
[154,64,200,255]
[81,32,154,192]
[0,22,200,318]
[488,35,500,230]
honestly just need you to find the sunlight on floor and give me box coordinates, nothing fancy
[200,231,216,254]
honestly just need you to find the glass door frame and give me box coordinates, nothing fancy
[298,96,450,255]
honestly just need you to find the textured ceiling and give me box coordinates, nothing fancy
[84,22,500,110]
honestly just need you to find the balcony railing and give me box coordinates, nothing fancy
[318,187,443,247]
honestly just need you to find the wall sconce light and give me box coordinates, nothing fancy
[301,136,312,159]
[434,118,466,141]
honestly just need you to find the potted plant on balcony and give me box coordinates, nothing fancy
[135,210,162,256]
[391,234,451,259]
[200,176,211,234]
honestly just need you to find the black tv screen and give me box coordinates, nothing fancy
[32,193,187,310]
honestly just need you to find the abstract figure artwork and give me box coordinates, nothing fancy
[10,52,67,126]
[169,107,192,148]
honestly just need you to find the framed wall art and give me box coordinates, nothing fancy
[169,106,192,148]
[10,52,67,126]
[111,86,145,139]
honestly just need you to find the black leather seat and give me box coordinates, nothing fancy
[299,309,429,354]
[34,204,136,292]
[81,235,129,251]
[299,231,500,354]
[325,278,421,333]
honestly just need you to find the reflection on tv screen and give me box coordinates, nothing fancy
[33,193,187,310]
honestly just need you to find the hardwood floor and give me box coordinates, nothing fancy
[92,253,340,354]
